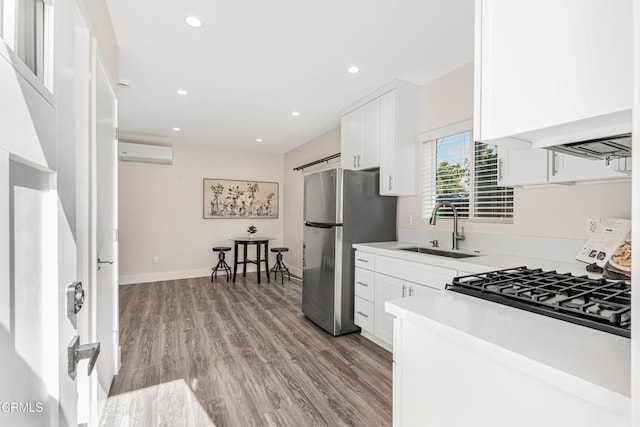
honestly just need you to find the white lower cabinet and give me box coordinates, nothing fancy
[354,297,374,333]
[374,274,405,345]
[354,250,458,349]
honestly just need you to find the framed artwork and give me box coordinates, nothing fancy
[203,178,279,219]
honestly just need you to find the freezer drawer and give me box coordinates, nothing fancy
[302,224,338,334]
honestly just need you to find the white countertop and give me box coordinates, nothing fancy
[353,240,598,276]
[386,292,630,413]
[354,241,630,412]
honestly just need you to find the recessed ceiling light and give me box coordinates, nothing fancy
[256,138,263,142]
[177,89,188,95]
[348,66,360,74]
[185,16,202,28]
[291,111,300,117]
[172,127,181,131]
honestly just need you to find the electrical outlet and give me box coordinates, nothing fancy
[408,215,413,226]
[153,256,159,264]
[586,218,600,235]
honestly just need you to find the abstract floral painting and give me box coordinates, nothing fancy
[203,178,279,219]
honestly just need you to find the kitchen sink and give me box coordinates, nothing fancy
[399,247,478,258]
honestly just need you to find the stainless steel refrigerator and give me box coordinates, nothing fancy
[302,168,397,336]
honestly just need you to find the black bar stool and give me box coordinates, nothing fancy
[211,246,232,282]
[269,247,290,284]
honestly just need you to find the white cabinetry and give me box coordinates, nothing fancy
[497,145,548,187]
[497,146,630,187]
[353,249,458,349]
[341,80,419,195]
[475,0,632,147]
[341,98,380,170]
[354,250,376,336]
[548,152,630,183]
[374,273,405,345]
[379,83,419,196]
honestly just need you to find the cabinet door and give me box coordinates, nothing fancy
[477,0,632,142]
[358,98,381,169]
[379,90,397,195]
[548,151,629,183]
[341,109,361,170]
[497,147,548,186]
[374,273,405,345]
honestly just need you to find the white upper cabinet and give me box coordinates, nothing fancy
[498,145,630,186]
[497,145,548,187]
[474,0,633,147]
[548,152,630,183]
[379,83,419,196]
[341,98,380,170]
[341,80,419,195]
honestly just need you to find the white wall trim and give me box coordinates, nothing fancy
[119,267,212,285]
[118,265,284,285]
[419,118,473,142]
[288,265,302,278]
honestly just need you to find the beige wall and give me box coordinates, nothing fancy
[119,141,284,284]
[283,128,341,276]
[400,61,632,239]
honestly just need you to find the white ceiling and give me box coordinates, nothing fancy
[106,0,474,153]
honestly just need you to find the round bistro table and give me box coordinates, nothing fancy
[229,236,275,283]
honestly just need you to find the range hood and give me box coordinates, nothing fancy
[547,133,632,161]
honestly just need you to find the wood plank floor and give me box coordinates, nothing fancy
[101,273,392,427]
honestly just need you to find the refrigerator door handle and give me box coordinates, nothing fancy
[304,221,342,228]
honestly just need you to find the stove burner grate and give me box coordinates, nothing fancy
[447,266,631,338]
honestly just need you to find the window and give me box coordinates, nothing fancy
[422,130,514,222]
[1,0,49,84]
[15,0,46,78]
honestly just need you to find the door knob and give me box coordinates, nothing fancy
[97,258,114,271]
[68,336,100,380]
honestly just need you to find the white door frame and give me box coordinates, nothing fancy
[89,39,120,424]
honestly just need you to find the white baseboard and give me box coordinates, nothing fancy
[360,330,393,352]
[119,267,213,285]
[120,263,284,286]
[289,265,302,278]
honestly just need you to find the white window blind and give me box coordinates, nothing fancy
[473,141,514,220]
[422,130,513,222]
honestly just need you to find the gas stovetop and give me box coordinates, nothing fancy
[447,266,631,338]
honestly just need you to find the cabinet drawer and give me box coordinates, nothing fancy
[354,251,375,270]
[354,297,374,332]
[355,268,374,301]
[376,256,457,290]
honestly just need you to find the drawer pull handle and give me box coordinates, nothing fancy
[356,258,369,263]
[357,311,369,318]
[409,287,414,297]
[356,281,369,287]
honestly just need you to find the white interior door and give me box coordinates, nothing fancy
[91,47,119,421]
[0,153,65,427]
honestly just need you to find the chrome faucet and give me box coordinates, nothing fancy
[429,201,465,250]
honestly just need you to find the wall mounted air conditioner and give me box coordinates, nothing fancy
[118,142,173,165]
